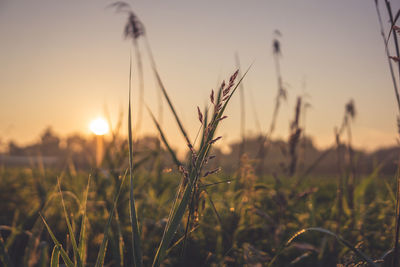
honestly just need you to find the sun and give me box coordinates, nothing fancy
[89,117,109,136]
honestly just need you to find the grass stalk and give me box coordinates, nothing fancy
[374,0,400,112]
[152,67,250,267]
[256,33,286,175]
[373,2,400,265]
[128,57,143,267]
[144,35,192,147]
[57,178,82,267]
[94,169,128,267]
[40,214,74,267]
[0,234,12,267]
[235,53,246,164]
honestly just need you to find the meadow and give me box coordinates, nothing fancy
[1,1,400,266]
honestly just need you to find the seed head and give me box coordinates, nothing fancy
[222,95,230,102]
[203,167,221,177]
[229,69,239,84]
[197,106,203,124]
[390,56,400,63]
[209,136,222,145]
[216,103,223,112]
[273,39,281,55]
[221,80,226,90]
[393,25,400,35]
[222,87,231,97]
[124,12,145,40]
[179,165,189,180]
[345,99,356,119]
[204,155,216,164]
[217,115,228,122]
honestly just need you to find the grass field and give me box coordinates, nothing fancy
[1,0,400,266]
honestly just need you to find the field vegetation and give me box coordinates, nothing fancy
[1,0,400,266]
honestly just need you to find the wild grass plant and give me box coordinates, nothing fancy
[23,56,247,266]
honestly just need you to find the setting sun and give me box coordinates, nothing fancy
[89,117,109,135]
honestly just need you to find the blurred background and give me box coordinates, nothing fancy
[1,0,399,158]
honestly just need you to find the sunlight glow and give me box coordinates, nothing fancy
[89,117,109,135]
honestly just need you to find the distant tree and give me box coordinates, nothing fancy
[39,127,60,156]
[8,141,23,156]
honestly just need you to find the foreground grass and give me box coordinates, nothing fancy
[0,162,396,266]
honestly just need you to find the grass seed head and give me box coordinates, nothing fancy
[204,155,216,164]
[217,115,228,122]
[209,136,222,145]
[273,39,281,56]
[221,80,226,90]
[390,56,400,63]
[203,167,221,177]
[124,12,145,40]
[345,99,356,119]
[229,69,239,84]
[222,95,230,102]
[215,103,223,112]
[179,165,189,179]
[187,143,198,165]
[393,25,400,34]
[197,106,203,124]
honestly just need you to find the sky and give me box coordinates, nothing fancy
[1,0,400,154]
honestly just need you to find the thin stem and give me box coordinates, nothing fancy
[374,0,400,112]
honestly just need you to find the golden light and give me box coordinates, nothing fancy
[89,117,109,136]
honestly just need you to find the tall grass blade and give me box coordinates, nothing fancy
[165,225,199,255]
[235,53,246,162]
[152,173,194,267]
[144,36,191,146]
[115,210,125,267]
[152,67,250,267]
[78,175,91,266]
[40,213,74,267]
[23,183,60,266]
[374,0,400,112]
[203,188,222,226]
[385,9,400,44]
[38,241,49,267]
[0,234,12,267]
[199,105,209,149]
[286,227,377,267]
[58,179,82,267]
[50,245,60,267]
[128,56,143,267]
[94,170,128,267]
[385,1,400,81]
[147,107,182,167]
[133,37,145,135]
[393,166,400,267]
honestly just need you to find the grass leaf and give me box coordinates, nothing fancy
[127,57,143,267]
[0,234,13,267]
[145,37,191,146]
[152,69,248,267]
[50,245,60,267]
[58,178,83,267]
[78,175,91,266]
[94,169,128,267]
[40,213,74,267]
[286,227,378,267]
[148,106,182,168]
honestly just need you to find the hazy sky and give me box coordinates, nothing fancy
[1,0,400,153]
